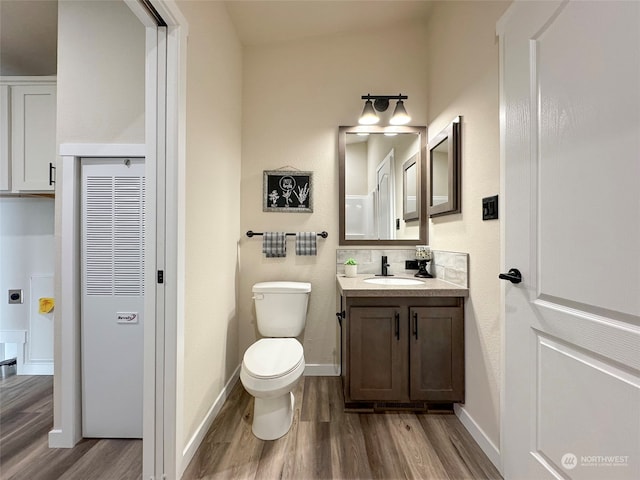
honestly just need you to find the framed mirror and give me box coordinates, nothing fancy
[428,116,461,217]
[339,125,427,245]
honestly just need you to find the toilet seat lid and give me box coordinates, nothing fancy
[243,338,304,379]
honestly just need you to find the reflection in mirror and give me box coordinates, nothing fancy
[403,155,419,220]
[428,116,461,217]
[339,126,427,246]
[431,139,449,206]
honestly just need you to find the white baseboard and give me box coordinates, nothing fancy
[454,404,502,474]
[18,363,53,375]
[48,427,81,448]
[304,363,340,376]
[179,365,241,478]
[48,429,64,448]
[48,429,69,448]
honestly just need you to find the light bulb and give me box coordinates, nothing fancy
[358,100,380,125]
[389,100,411,125]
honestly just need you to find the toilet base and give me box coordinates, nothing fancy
[251,392,295,440]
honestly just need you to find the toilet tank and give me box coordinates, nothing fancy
[252,282,311,337]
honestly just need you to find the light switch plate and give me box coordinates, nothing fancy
[482,195,499,220]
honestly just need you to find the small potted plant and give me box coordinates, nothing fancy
[344,258,358,278]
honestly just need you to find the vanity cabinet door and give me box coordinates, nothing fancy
[409,307,464,402]
[348,306,407,401]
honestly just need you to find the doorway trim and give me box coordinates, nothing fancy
[127,2,188,479]
[50,143,146,449]
[51,1,187,480]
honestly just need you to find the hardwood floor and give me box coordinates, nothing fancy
[183,376,502,480]
[1,374,501,479]
[0,374,141,480]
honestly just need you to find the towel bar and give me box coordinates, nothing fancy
[246,230,328,238]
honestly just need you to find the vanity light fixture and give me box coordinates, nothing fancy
[358,94,411,126]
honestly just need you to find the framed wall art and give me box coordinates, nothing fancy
[263,170,313,213]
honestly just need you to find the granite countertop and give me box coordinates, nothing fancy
[336,274,469,298]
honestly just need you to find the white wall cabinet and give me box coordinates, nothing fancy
[0,77,56,193]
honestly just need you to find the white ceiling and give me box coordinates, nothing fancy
[0,0,58,76]
[0,0,432,76]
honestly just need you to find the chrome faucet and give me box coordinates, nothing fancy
[379,255,392,276]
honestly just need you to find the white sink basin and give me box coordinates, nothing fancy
[364,277,425,286]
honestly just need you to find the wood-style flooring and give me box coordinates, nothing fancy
[1,374,502,480]
[183,376,502,480]
[0,375,141,480]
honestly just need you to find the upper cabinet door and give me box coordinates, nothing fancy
[11,84,56,191]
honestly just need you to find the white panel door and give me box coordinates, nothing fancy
[500,1,640,479]
[10,85,56,191]
[81,157,145,438]
[376,149,395,240]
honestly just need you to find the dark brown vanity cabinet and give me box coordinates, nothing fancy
[349,306,407,401]
[341,297,464,408]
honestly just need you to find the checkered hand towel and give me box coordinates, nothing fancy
[262,232,287,258]
[296,232,317,256]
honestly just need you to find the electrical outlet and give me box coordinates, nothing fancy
[8,289,23,304]
[405,260,419,270]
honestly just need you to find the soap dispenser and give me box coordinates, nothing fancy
[415,245,433,278]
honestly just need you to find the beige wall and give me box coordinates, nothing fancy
[57,0,243,459]
[426,0,511,448]
[176,0,243,451]
[240,24,428,367]
[57,0,144,144]
[55,0,145,441]
[57,0,510,463]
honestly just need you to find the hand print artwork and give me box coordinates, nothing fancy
[263,170,313,212]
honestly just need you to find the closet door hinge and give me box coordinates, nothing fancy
[157,270,164,284]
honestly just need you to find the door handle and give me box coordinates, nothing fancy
[394,312,400,340]
[499,268,522,284]
[49,162,55,186]
[412,312,418,339]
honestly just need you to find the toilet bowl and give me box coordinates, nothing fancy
[240,281,311,440]
[240,338,305,440]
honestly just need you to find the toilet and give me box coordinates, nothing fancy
[240,281,311,440]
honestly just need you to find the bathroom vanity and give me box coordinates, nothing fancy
[336,274,468,411]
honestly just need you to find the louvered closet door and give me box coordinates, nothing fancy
[81,157,145,438]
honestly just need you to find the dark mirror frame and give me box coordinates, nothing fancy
[338,125,428,246]
[428,116,461,217]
